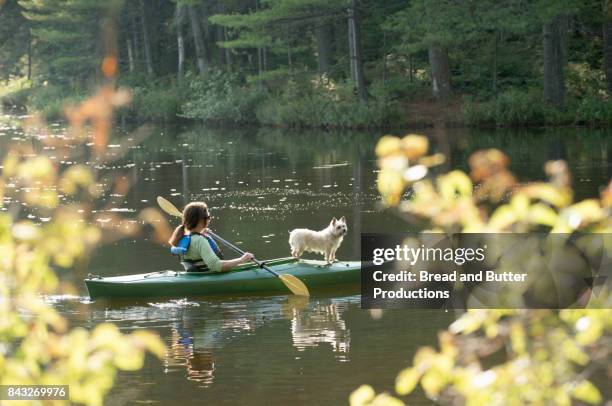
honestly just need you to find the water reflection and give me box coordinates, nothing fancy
[122,295,359,387]
[290,299,350,358]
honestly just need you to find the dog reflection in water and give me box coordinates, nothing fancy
[289,300,350,356]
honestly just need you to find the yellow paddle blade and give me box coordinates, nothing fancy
[157,196,182,218]
[279,274,310,296]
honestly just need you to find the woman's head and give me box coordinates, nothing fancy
[182,202,210,230]
[168,202,210,246]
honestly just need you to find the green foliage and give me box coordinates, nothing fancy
[181,70,265,123]
[0,0,30,79]
[462,90,570,127]
[0,88,165,406]
[27,84,88,121]
[210,0,346,50]
[575,95,612,126]
[20,0,106,85]
[2,0,612,128]
[0,77,31,111]
[119,78,188,123]
[463,89,612,127]
[255,76,403,128]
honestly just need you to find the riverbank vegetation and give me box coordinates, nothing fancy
[1,0,612,128]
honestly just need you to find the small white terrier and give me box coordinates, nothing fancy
[289,217,348,264]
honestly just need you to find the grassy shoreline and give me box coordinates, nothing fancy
[3,77,612,130]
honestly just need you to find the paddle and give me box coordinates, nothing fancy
[157,196,310,296]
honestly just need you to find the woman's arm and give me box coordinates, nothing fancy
[194,236,253,272]
[220,253,254,271]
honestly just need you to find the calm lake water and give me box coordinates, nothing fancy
[4,120,611,405]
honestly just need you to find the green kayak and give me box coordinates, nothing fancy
[85,257,361,299]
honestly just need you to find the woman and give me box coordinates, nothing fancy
[168,202,253,272]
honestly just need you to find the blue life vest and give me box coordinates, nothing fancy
[170,232,224,260]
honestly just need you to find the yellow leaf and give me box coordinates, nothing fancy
[522,183,572,207]
[509,322,526,355]
[561,339,589,366]
[132,330,165,359]
[350,385,376,406]
[377,169,404,207]
[395,367,420,395]
[12,221,41,241]
[402,134,429,160]
[561,200,605,230]
[421,369,447,397]
[403,165,427,182]
[438,171,472,201]
[17,156,55,183]
[419,153,446,168]
[528,203,558,227]
[575,317,603,346]
[371,393,405,406]
[375,136,402,157]
[114,348,144,371]
[2,153,19,177]
[572,380,602,405]
[487,205,517,231]
[92,323,122,347]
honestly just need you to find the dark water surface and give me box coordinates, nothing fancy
[4,120,611,405]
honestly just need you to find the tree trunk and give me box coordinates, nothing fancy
[132,15,140,68]
[604,21,612,93]
[126,39,135,73]
[315,21,333,74]
[139,0,154,75]
[409,54,413,83]
[542,15,565,107]
[223,26,232,67]
[347,0,367,102]
[492,30,498,96]
[176,3,185,82]
[27,37,32,80]
[188,5,207,76]
[428,44,451,102]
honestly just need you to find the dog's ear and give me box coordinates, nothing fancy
[331,217,337,225]
[340,216,346,223]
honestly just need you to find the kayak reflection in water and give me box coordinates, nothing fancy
[168,202,253,272]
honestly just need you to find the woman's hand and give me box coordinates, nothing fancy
[240,252,254,263]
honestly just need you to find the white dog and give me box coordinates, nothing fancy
[289,217,348,264]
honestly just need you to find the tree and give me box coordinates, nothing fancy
[139,0,154,75]
[315,20,334,74]
[20,0,106,85]
[385,0,466,102]
[210,0,346,76]
[0,0,30,79]
[542,15,566,106]
[188,3,208,75]
[347,0,367,101]
[603,1,612,93]
[176,2,187,81]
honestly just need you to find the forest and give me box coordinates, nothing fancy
[1,0,612,128]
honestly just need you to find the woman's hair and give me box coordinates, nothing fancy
[168,202,210,246]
